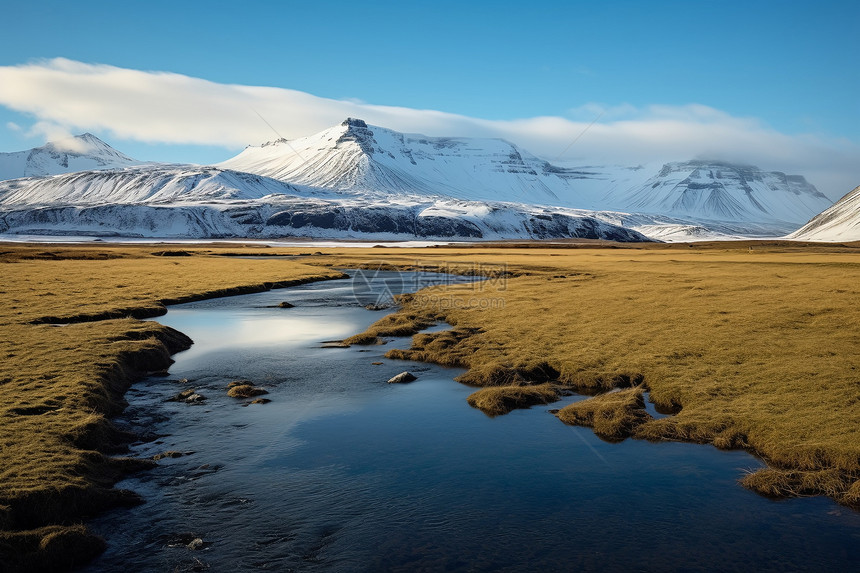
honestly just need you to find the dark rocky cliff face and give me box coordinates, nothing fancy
[0,200,650,242]
[337,118,377,155]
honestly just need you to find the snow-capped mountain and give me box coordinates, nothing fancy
[0,165,316,206]
[604,160,831,224]
[219,118,633,209]
[788,185,860,242]
[220,120,831,232]
[0,133,139,181]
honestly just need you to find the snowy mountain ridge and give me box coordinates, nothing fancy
[0,165,320,206]
[789,185,860,242]
[0,163,649,241]
[0,121,840,242]
[0,133,140,181]
[607,160,831,224]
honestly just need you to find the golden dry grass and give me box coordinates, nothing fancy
[0,244,345,571]
[2,245,344,324]
[556,387,651,441]
[326,243,860,507]
[466,383,561,416]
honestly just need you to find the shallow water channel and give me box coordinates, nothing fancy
[84,271,860,572]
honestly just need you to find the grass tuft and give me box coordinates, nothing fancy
[557,387,651,441]
[467,383,561,416]
[343,310,441,345]
[0,524,106,573]
[741,467,860,508]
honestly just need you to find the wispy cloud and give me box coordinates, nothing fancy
[0,58,857,199]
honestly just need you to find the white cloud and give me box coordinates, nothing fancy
[0,58,857,199]
[26,121,74,146]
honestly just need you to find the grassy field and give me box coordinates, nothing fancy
[0,244,345,571]
[1,240,859,569]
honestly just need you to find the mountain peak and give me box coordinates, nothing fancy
[220,120,588,205]
[46,132,114,155]
[336,118,375,153]
[341,118,368,128]
[76,132,105,145]
[0,133,138,181]
[617,160,830,223]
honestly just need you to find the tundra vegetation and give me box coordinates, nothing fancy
[0,240,858,570]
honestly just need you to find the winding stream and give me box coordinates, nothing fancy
[84,271,860,572]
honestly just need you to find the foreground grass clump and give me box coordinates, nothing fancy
[327,242,860,507]
[343,303,443,345]
[556,387,651,441]
[467,383,561,416]
[0,245,346,571]
[0,524,107,572]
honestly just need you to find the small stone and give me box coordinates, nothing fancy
[371,362,383,365]
[227,384,268,398]
[387,371,417,384]
[166,532,198,548]
[250,398,271,405]
[167,389,206,403]
[167,389,194,402]
[153,451,184,461]
[277,301,294,308]
[187,537,205,550]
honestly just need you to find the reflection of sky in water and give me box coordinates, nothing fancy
[162,308,364,358]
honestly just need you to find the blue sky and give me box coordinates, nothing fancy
[0,0,857,195]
